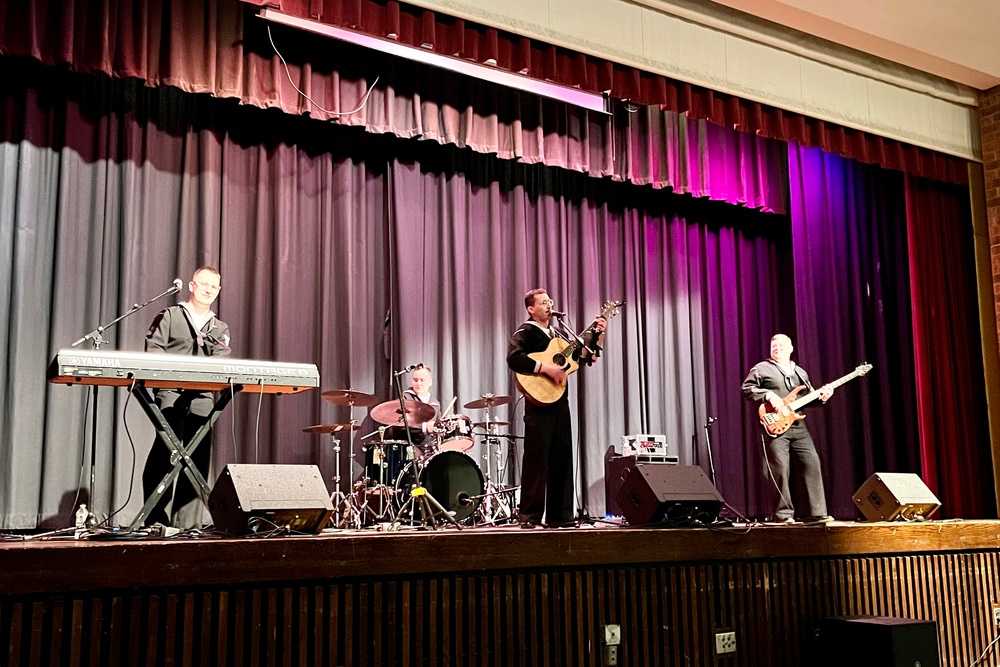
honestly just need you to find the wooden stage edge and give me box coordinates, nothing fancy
[2,518,999,596]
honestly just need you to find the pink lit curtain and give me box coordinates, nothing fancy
[0,0,789,212]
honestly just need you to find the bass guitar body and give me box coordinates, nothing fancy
[758,385,807,436]
[514,339,579,405]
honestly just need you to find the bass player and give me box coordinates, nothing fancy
[742,333,834,524]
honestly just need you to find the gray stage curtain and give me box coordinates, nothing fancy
[1,66,790,527]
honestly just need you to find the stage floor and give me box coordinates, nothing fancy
[2,517,998,596]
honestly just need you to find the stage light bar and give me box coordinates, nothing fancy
[258,8,611,114]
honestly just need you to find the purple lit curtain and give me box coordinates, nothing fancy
[786,144,923,517]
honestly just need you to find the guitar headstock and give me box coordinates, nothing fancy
[600,300,624,320]
[857,363,873,376]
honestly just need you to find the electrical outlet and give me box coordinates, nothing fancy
[715,631,737,655]
[602,624,621,646]
[603,645,619,666]
[992,606,1000,626]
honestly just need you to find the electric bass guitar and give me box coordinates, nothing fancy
[758,363,873,436]
[514,300,623,405]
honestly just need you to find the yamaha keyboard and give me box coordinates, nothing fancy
[48,349,319,393]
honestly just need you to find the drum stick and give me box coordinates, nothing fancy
[441,396,457,419]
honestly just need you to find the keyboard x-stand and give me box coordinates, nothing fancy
[48,350,320,530]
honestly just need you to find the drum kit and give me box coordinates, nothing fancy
[302,388,521,529]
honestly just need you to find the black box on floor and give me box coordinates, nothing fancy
[807,616,939,667]
[208,464,333,535]
[615,464,722,525]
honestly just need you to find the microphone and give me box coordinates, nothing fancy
[170,278,183,294]
[400,363,424,373]
[706,416,717,427]
[457,492,472,507]
[551,309,567,318]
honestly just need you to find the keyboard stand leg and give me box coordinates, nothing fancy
[128,384,239,530]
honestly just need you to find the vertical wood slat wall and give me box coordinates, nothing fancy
[2,552,997,666]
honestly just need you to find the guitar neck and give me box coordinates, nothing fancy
[786,368,865,411]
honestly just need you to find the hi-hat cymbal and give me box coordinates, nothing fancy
[464,394,512,410]
[321,389,379,407]
[370,399,437,427]
[303,423,361,434]
[474,421,509,429]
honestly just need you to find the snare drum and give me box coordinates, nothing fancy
[438,414,474,452]
[394,450,485,522]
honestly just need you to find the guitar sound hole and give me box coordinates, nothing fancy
[552,354,566,366]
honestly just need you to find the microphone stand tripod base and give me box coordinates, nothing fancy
[390,486,462,531]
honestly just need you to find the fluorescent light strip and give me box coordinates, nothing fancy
[258,8,610,114]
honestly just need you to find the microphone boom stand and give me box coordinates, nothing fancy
[704,418,748,524]
[70,282,181,524]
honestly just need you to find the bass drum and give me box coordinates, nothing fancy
[395,451,484,522]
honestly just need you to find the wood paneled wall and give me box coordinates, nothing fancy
[3,550,998,666]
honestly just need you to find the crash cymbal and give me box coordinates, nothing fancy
[303,423,361,434]
[321,389,379,407]
[370,399,437,427]
[474,421,509,429]
[463,394,512,410]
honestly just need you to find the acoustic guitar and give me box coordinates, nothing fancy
[758,363,873,436]
[514,300,623,405]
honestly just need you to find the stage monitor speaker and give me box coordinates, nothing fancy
[616,464,723,526]
[604,446,637,518]
[807,616,939,667]
[852,472,941,522]
[208,464,333,535]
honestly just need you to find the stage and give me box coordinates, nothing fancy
[2,519,999,666]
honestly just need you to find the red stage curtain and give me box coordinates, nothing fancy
[0,0,967,184]
[905,174,994,518]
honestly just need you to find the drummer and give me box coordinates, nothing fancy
[388,364,440,448]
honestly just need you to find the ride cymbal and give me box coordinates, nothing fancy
[370,399,437,427]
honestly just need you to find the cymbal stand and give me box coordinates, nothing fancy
[327,433,347,526]
[390,485,461,531]
[477,416,517,524]
[358,428,395,524]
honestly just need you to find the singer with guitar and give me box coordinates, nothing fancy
[142,266,231,529]
[507,289,606,529]
[742,333,834,525]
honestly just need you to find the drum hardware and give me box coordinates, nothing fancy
[471,485,521,526]
[464,392,514,523]
[302,423,362,526]
[389,485,462,531]
[312,388,377,529]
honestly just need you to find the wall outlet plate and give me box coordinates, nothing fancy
[716,631,737,655]
[993,606,1000,626]
[602,624,621,646]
